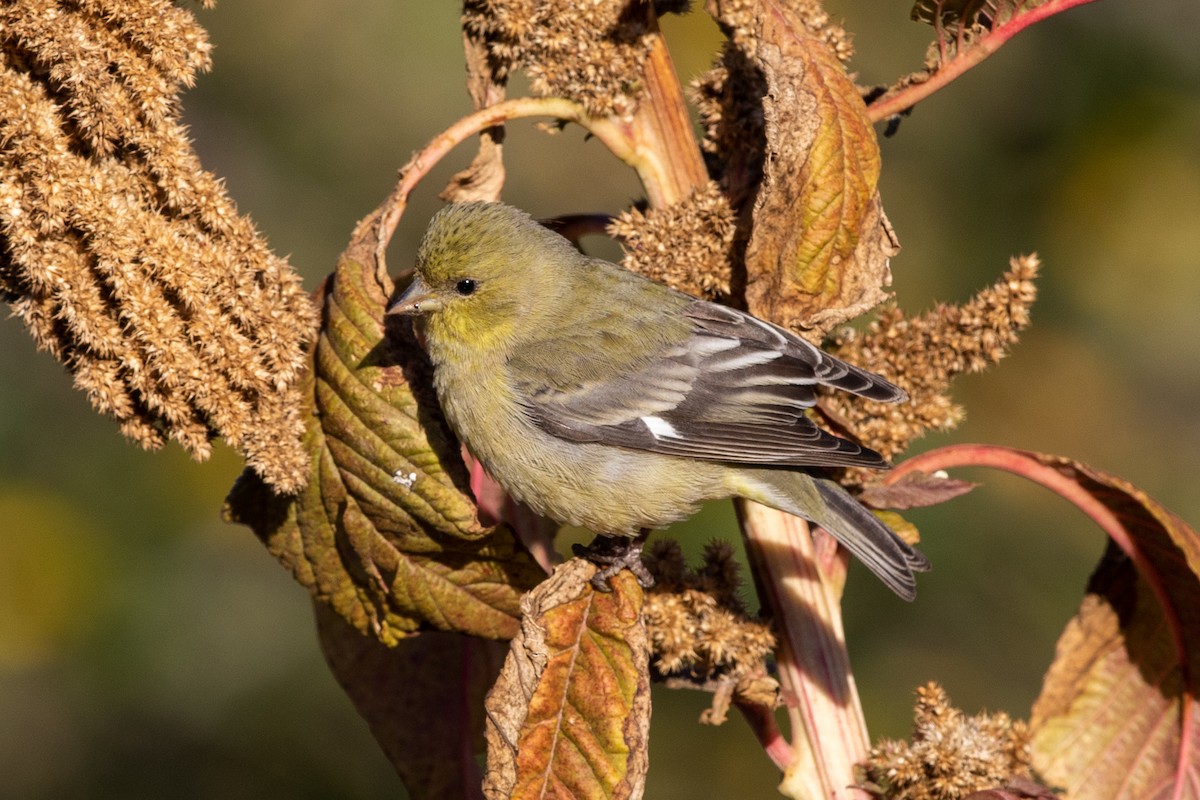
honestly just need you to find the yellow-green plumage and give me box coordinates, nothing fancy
[389,201,929,599]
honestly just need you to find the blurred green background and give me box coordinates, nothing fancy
[2,2,1198,797]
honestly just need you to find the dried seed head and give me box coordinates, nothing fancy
[608,182,737,301]
[463,0,658,118]
[643,539,774,681]
[1,1,317,492]
[826,255,1040,470]
[708,0,852,61]
[863,683,1035,800]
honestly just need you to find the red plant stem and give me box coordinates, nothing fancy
[887,444,1186,666]
[736,699,793,771]
[867,0,1102,123]
[888,443,1194,800]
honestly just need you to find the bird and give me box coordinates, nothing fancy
[387,201,929,599]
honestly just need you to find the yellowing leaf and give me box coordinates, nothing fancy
[484,560,651,800]
[743,0,895,337]
[225,212,544,644]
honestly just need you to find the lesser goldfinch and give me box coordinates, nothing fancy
[388,202,929,599]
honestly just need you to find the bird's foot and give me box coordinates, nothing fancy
[572,531,654,592]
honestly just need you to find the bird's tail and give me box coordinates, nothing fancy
[731,468,930,601]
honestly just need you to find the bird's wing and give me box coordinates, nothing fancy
[511,299,904,469]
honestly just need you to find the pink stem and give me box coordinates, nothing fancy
[738,501,872,800]
[868,0,1102,123]
[737,698,793,771]
[372,97,609,273]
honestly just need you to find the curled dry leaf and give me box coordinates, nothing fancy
[224,211,544,645]
[1027,459,1200,800]
[859,469,978,511]
[440,25,507,204]
[962,777,1059,800]
[743,0,896,338]
[441,135,507,204]
[484,559,651,800]
[889,445,1200,800]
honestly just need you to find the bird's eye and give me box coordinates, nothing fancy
[455,279,477,296]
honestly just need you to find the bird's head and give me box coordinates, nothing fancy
[387,202,575,350]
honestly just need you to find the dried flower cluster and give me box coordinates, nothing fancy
[643,539,775,685]
[863,683,1034,800]
[0,0,317,492]
[608,182,737,301]
[462,0,659,118]
[911,0,1004,67]
[826,255,1040,464]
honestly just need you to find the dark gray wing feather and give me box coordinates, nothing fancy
[811,477,931,600]
[514,299,905,468]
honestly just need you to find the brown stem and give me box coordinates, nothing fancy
[618,13,709,207]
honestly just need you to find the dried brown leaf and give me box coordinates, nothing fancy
[963,778,1058,800]
[742,0,895,338]
[315,604,505,798]
[860,470,978,510]
[441,26,507,204]
[441,135,507,203]
[484,560,650,800]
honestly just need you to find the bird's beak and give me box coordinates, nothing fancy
[387,274,436,316]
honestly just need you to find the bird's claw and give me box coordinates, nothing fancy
[572,531,654,592]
